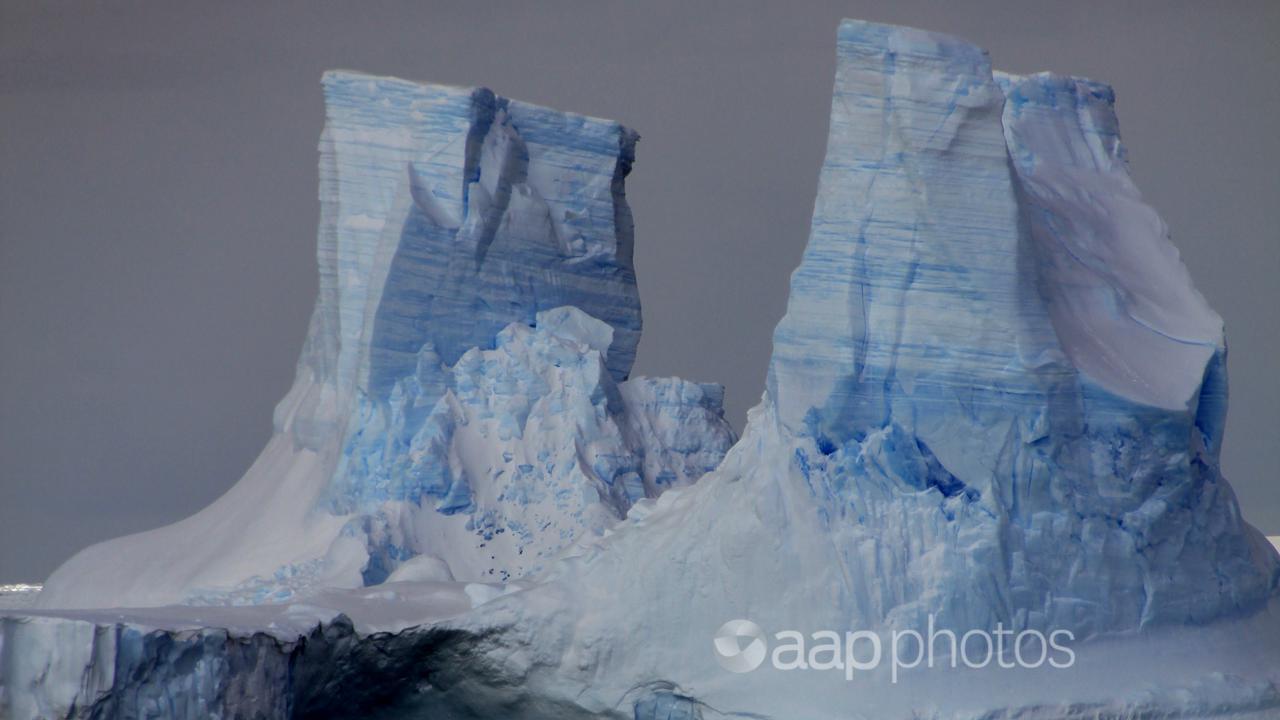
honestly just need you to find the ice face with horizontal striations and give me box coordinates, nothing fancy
[280,70,643,451]
[756,19,1276,634]
[768,21,1059,446]
[34,72,734,609]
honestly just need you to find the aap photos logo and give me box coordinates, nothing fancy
[711,616,1076,683]
[712,619,768,673]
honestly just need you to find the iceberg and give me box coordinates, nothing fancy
[4,19,1278,720]
[761,21,1271,635]
[32,71,735,610]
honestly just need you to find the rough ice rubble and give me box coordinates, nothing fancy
[329,306,733,588]
[5,18,1280,720]
[34,71,735,609]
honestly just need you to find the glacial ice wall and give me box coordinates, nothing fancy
[276,71,643,452]
[11,19,1280,720]
[35,72,734,609]
[756,18,1276,634]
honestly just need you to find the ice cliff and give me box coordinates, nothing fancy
[759,22,1272,634]
[5,20,1280,720]
[33,71,736,609]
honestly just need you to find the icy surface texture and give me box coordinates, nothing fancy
[5,576,1280,720]
[759,19,1276,634]
[339,18,1278,717]
[10,20,1280,720]
[329,306,733,587]
[383,20,1279,716]
[310,71,641,398]
[35,72,734,609]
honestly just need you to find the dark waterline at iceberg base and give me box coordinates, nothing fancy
[3,18,1279,720]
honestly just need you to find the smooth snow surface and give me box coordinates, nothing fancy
[998,72,1225,412]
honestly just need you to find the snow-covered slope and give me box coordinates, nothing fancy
[35,71,735,610]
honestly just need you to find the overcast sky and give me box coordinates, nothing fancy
[2,1,1277,583]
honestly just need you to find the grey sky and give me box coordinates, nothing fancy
[2,1,1277,583]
